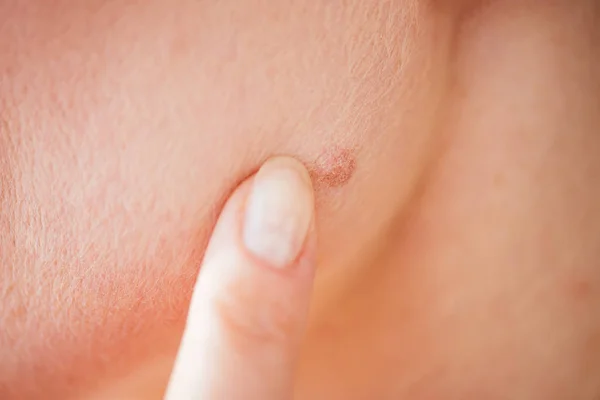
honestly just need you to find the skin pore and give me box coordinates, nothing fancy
[1,0,599,399]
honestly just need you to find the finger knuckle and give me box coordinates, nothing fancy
[213,283,296,353]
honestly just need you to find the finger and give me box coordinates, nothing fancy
[165,156,316,400]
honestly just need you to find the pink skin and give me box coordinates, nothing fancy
[2,1,600,399]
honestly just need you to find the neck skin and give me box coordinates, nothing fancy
[2,1,600,399]
[299,2,600,399]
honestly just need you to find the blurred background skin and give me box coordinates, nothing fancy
[0,0,599,399]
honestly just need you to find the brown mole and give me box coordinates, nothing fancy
[308,146,357,189]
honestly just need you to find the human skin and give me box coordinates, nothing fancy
[1,0,600,399]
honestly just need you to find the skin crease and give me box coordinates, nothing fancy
[0,0,599,399]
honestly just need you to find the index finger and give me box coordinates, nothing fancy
[165,157,316,400]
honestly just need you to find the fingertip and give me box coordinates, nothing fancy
[242,156,315,270]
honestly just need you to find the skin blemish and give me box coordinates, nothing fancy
[308,146,357,189]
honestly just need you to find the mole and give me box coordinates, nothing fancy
[308,146,357,189]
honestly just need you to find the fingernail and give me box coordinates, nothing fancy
[243,157,314,269]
